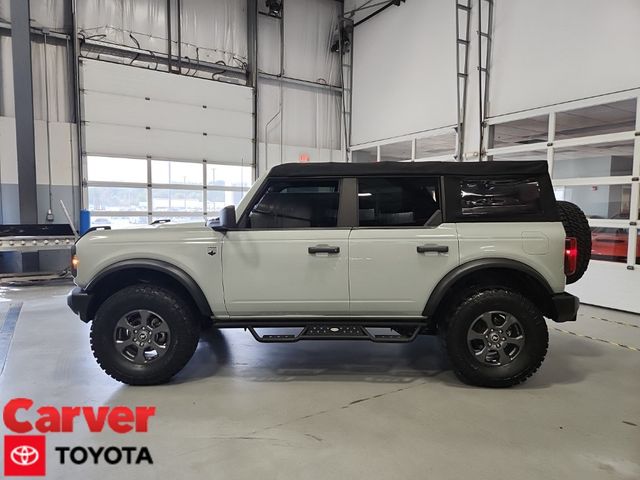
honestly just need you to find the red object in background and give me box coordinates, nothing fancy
[299,153,310,163]
[4,435,46,477]
[564,237,578,276]
[591,230,638,262]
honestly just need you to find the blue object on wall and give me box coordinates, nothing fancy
[79,210,91,234]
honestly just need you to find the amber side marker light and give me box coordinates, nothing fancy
[71,245,78,277]
[564,237,578,276]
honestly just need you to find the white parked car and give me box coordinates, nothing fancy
[68,161,590,387]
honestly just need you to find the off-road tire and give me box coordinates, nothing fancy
[445,288,548,388]
[557,200,591,284]
[91,284,200,385]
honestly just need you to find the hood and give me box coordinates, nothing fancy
[78,221,215,246]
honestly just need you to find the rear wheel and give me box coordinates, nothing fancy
[445,288,548,387]
[557,200,591,284]
[91,284,200,385]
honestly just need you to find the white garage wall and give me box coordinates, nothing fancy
[0,36,73,122]
[348,0,640,158]
[568,262,640,314]
[256,0,344,173]
[350,0,457,147]
[81,59,253,164]
[0,33,78,226]
[0,116,79,224]
[257,78,341,173]
[0,0,346,272]
[80,59,253,224]
[488,0,640,117]
[76,0,247,66]
[0,0,70,29]
[347,1,640,312]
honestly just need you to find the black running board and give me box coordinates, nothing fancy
[247,324,422,343]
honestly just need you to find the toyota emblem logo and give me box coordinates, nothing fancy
[10,445,40,466]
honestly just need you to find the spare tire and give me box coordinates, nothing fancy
[557,200,591,284]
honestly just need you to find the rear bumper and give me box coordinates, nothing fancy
[551,292,579,322]
[67,287,92,322]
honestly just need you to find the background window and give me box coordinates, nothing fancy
[152,161,203,185]
[461,178,542,217]
[352,146,378,163]
[554,185,631,220]
[151,216,205,224]
[207,190,244,214]
[358,177,440,227]
[86,155,254,227]
[380,141,412,162]
[415,132,456,159]
[207,164,252,188]
[87,156,147,183]
[88,186,148,211]
[555,99,637,140]
[152,189,203,212]
[489,115,549,148]
[491,150,547,162]
[247,180,339,229]
[91,216,148,227]
[552,141,633,179]
[590,226,630,264]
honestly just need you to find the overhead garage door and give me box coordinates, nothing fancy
[80,59,253,226]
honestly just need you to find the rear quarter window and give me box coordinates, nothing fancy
[454,176,555,221]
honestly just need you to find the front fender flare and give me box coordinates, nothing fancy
[85,259,213,318]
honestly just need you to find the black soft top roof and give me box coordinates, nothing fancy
[268,160,549,178]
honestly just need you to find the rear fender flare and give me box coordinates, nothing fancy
[423,258,554,317]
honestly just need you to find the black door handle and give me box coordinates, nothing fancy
[417,244,449,254]
[308,245,340,254]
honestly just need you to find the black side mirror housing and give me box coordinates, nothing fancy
[213,205,237,231]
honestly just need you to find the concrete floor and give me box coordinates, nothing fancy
[0,282,639,480]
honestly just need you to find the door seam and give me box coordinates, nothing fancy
[347,227,353,315]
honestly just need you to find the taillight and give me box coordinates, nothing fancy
[564,237,578,276]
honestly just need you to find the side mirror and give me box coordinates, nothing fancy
[213,205,237,231]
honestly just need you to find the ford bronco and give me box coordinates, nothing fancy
[68,161,591,387]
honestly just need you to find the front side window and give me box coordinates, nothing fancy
[246,179,340,229]
[460,177,542,218]
[357,177,440,227]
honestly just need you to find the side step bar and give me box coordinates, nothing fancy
[247,324,423,344]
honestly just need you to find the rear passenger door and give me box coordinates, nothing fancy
[348,176,459,316]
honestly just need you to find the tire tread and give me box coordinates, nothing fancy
[446,288,548,388]
[90,284,199,385]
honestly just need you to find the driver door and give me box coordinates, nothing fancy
[221,177,351,316]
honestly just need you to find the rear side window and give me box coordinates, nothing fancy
[460,177,542,218]
[357,177,440,227]
[246,179,339,228]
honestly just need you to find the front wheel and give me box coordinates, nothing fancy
[90,284,200,385]
[445,288,548,387]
